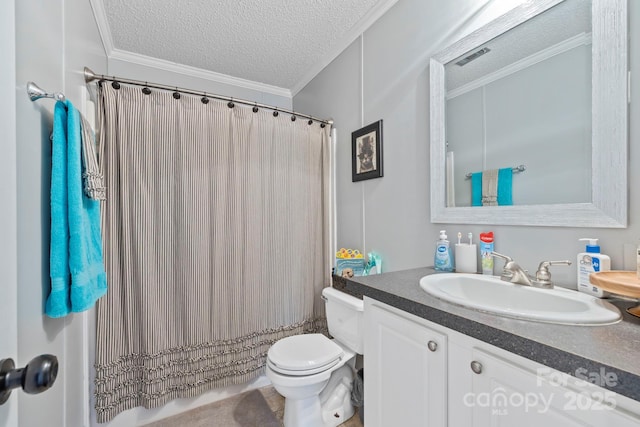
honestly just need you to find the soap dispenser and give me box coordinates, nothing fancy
[577,238,611,298]
[434,230,454,272]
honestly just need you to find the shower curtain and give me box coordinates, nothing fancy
[94,84,332,422]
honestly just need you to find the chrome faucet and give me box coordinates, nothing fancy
[491,252,533,286]
[491,251,571,289]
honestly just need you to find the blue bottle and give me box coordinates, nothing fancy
[434,230,454,271]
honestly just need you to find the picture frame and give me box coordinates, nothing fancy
[352,120,383,182]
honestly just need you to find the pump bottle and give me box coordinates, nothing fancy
[434,230,454,272]
[577,238,611,298]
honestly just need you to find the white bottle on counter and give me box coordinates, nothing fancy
[577,238,611,298]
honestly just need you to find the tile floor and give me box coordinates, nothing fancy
[144,386,364,427]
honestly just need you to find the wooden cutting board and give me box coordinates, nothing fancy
[589,271,640,298]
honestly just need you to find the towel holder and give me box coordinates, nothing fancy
[465,164,526,179]
[26,82,66,102]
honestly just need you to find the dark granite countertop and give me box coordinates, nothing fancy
[337,267,640,403]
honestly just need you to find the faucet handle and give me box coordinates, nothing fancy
[535,260,572,284]
[490,251,513,263]
[491,252,518,281]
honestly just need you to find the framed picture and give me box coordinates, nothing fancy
[352,120,383,182]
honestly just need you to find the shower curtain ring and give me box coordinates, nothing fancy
[173,87,181,99]
[273,109,279,117]
[142,82,151,95]
[252,103,258,113]
[201,93,209,104]
[228,99,235,108]
[291,114,296,122]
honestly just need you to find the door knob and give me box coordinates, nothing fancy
[427,340,438,352]
[0,354,59,405]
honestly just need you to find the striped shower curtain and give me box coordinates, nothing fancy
[94,83,332,422]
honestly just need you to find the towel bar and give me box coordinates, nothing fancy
[26,82,65,102]
[465,164,526,179]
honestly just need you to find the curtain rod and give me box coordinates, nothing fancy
[83,67,333,126]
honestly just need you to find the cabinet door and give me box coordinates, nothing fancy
[365,303,447,427]
[469,348,640,427]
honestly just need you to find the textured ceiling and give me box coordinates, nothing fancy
[101,0,386,93]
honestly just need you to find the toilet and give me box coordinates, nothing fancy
[266,287,364,427]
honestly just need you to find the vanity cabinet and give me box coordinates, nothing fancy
[364,298,640,426]
[364,301,447,427]
[464,347,640,427]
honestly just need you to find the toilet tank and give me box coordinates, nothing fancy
[322,287,364,354]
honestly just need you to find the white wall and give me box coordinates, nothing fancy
[294,0,640,287]
[16,0,73,424]
[0,0,18,425]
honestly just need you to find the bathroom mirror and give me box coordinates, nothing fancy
[430,0,628,227]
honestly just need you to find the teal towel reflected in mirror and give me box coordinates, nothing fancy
[471,168,513,207]
[497,167,513,206]
[471,172,482,206]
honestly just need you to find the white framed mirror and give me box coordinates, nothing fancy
[430,0,628,227]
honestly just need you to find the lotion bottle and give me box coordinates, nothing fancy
[434,230,454,272]
[577,238,611,298]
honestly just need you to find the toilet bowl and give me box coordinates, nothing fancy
[265,287,364,427]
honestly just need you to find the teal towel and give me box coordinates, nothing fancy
[471,172,482,206]
[46,100,107,318]
[497,167,513,206]
[471,169,513,206]
[47,102,71,317]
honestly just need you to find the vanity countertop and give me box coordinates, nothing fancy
[339,267,640,402]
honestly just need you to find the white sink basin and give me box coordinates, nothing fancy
[419,273,621,325]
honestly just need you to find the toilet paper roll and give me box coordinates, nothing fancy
[455,244,477,274]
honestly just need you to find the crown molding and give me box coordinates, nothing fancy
[89,0,114,56]
[290,0,400,96]
[108,49,292,98]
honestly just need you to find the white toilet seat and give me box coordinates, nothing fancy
[266,343,355,389]
[267,356,342,376]
[267,334,344,376]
